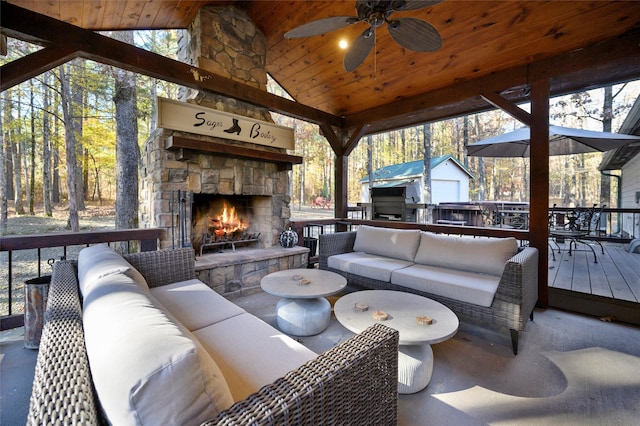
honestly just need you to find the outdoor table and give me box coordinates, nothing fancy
[260,269,347,336]
[334,290,459,394]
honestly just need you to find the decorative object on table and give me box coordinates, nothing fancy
[416,316,433,325]
[354,303,369,312]
[372,310,388,321]
[279,227,298,248]
[299,279,311,286]
[291,274,303,281]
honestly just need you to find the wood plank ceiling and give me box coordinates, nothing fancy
[6,0,640,135]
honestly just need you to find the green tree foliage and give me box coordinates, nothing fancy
[0,30,182,230]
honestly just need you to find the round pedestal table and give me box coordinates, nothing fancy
[334,290,459,394]
[260,269,347,336]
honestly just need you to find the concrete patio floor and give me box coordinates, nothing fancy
[2,289,640,425]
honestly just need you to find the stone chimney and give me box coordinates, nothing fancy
[178,6,271,122]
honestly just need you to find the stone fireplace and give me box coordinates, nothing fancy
[139,6,307,296]
[141,5,293,251]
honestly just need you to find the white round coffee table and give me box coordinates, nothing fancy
[260,269,347,336]
[334,290,459,394]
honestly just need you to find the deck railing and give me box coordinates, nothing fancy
[0,228,161,329]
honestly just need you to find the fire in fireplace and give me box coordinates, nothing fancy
[192,194,262,255]
[208,203,247,236]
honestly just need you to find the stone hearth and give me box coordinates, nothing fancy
[195,247,308,298]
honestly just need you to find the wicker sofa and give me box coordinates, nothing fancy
[319,225,539,355]
[27,246,399,426]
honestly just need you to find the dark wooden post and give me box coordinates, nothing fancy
[335,153,348,219]
[529,78,550,307]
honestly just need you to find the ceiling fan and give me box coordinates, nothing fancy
[284,0,443,72]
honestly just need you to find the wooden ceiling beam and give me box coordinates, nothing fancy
[343,125,369,156]
[481,92,532,126]
[345,29,640,135]
[318,124,343,156]
[0,2,343,129]
[0,46,78,92]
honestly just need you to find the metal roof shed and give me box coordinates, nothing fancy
[360,155,474,205]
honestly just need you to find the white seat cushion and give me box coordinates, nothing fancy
[414,232,518,276]
[328,252,414,282]
[391,264,500,307]
[83,273,233,426]
[193,313,318,402]
[353,225,422,261]
[150,279,246,331]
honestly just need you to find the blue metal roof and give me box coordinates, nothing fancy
[359,155,473,182]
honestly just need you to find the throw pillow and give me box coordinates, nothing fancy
[353,225,421,261]
[414,232,518,276]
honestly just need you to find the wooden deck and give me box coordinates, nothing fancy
[548,241,640,325]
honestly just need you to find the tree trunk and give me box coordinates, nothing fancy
[600,85,613,207]
[90,153,102,204]
[43,72,53,216]
[474,115,486,201]
[13,92,24,215]
[400,128,406,163]
[29,80,36,215]
[367,135,373,204]
[3,92,14,203]
[463,116,469,168]
[52,124,60,203]
[0,96,7,234]
[112,31,139,234]
[422,123,432,222]
[72,71,86,211]
[298,122,305,208]
[59,64,80,231]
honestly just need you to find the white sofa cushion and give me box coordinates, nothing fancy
[328,251,414,282]
[391,264,500,307]
[353,225,421,262]
[150,279,246,331]
[194,313,318,402]
[82,272,233,426]
[78,244,148,295]
[414,232,518,276]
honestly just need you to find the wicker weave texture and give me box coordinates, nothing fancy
[124,247,195,288]
[28,248,399,426]
[206,323,399,426]
[26,261,102,426]
[319,231,539,346]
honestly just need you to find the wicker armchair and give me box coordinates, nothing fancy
[27,248,399,425]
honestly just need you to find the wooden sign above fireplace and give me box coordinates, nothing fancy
[157,97,295,150]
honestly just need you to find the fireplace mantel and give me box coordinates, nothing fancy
[166,135,303,170]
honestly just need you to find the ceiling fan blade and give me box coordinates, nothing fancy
[344,28,375,72]
[391,0,444,11]
[285,16,359,39]
[388,17,442,51]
